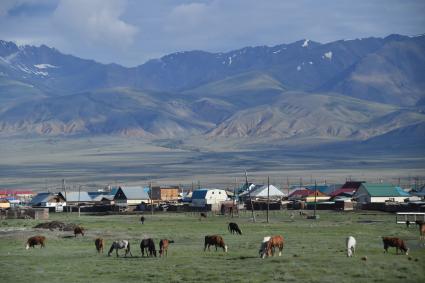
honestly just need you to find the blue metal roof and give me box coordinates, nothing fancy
[192,189,208,199]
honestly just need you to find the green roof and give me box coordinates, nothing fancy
[361,183,409,197]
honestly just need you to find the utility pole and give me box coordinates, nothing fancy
[313,180,319,219]
[266,176,270,223]
[78,185,81,217]
[245,170,256,223]
[150,182,154,215]
[232,178,237,218]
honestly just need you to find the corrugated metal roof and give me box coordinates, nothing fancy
[361,183,410,197]
[59,191,93,202]
[119,186,150,200]
[30,193,55,205]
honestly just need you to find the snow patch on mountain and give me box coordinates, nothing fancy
[34,64,58,69]
[302,39,309,47]
[322,51,333,60]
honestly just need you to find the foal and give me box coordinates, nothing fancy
[159,239,174,257]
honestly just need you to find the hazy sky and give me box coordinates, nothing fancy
[1,0,424,66]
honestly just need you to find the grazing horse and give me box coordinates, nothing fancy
[95,238,104,253]
[259,236,271,258]
[108,240,132,257]
[228,222,242,235]
[200,212,207,220]
[140,238,156,257]
[260,235,284,259]
[26,236,46,250]
[140,216,145,224]
[159,239,174,257]
[346,236,356,257]
[382,237,409,255]
[419,223,425,240]
[74,226,84,237]
[204,235,227,252]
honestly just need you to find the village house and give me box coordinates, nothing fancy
[354,183,410,203]
[288,188,330,202]
[191,189,228,208]
[114,186,150,207]
[151,186,180,202]
[239,184,285,202]
[30,192,66,212]
[0,190,34,203]
[58,191,94,206]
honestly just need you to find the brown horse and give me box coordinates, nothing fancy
[260,235,284,258]
[204,235,227,252]
[26,236,46,250]
[419,223,425,240]
[95,238,104,253]
[159,239,174,257]
[74,226,84,237]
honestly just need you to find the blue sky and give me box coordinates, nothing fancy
[0,0,424,66]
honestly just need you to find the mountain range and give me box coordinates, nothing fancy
[0,34,424,150]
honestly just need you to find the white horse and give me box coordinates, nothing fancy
[346,236,356,257]
[108,240,132,257]
[259,236,271,258]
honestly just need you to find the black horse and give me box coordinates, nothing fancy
[140,238,156,257]
[140,216,145,224]
[228,222,242,235]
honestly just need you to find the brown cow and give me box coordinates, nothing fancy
[95,238,104,253]
[74,226,84,237]
[26,236,46,250]
[159,239,174,257]
[260,235,284,258]
[382,237,409,255]
[204,235,227,252]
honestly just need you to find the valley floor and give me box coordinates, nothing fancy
[0,211,424,283]
[0,137,424,189]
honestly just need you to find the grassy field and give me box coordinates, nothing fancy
[0,210,424,283]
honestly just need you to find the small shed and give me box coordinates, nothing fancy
[354,183,410,203]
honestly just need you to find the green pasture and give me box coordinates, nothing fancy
[0,211,424,283]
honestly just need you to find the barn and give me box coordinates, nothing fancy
[354,183,410,203]
[191,189,228,208]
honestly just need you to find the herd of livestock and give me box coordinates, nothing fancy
[25,216,425,259]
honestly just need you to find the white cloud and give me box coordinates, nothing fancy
[53,0,137,47]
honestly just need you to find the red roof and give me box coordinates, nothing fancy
[0,190,34,195]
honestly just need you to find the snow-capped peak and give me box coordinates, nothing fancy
[302,39,309,47]
[322,51,333,60]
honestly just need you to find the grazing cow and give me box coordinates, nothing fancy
[108,240,132,257]
[159,239,174,257]
[200,212,207,220]
[260,235,284,259]
[26,236,46,250]
[74,226,84,237]
[140,238,156,257]
[228,222,242,235]
[346,236,356,257]
[140,216,145,224]
[420,223,425,240]
[204,235,227,252]
[382,237,409,255]
[95,238,104,253]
